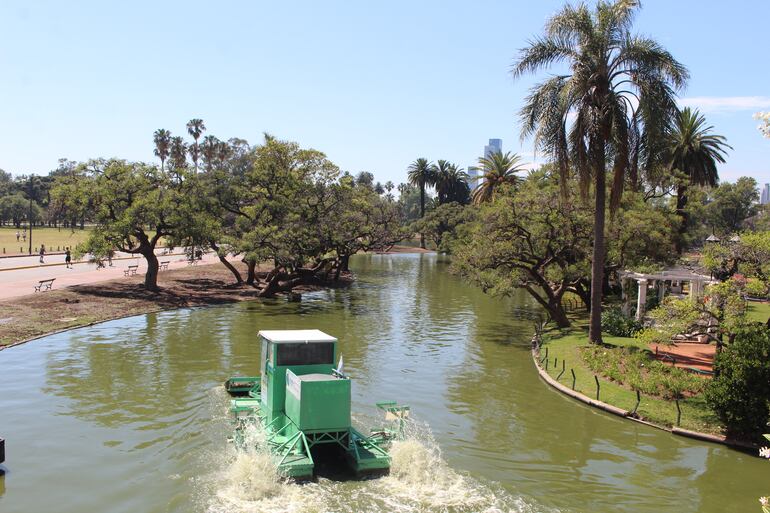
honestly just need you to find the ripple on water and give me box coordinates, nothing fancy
[200,417,557,513]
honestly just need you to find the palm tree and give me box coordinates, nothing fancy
[513,0,687,344]
[200,135,221,172]
[186,118,206,172]
[407,158,437,248]
[153,129,171,172]
[434,160,470,205]
[169,136,188,177]
[667,107,731,252]
[471,151,526,205]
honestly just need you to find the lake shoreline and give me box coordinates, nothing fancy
[0,247,433,350]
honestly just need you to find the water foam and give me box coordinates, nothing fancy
[201,395,551,513]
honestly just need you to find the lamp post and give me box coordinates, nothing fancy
[28,175,33,256]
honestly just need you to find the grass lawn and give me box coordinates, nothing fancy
[0,226,91,255]
[540,314,724,435]
[747,301,770,323]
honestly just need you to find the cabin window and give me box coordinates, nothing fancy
[275,342,334,366]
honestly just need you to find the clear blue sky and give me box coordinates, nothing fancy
[1,0,768,186]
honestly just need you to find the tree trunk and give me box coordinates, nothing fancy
[141,247,160,291]
[675,184,688,254]
[211,242,242,284]
[340,254,350,272]
[419,183,426,249]
[244,259,257,285]
[549,300,571,328]
[588,163,607,344]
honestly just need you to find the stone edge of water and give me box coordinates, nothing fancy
[529,336,761,452]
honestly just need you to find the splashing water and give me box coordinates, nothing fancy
[201,404,554,513]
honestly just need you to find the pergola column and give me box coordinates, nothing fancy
[636,279,648,321]
[658,280,666,303]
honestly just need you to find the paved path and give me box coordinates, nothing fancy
[0,251,225,301]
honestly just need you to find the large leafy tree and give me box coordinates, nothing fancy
[667,107,732,251]
[51,159,193,290]
[407,158,437,248]
[471,151,526,205]
[513,0,688,343]
[454,172,593,328]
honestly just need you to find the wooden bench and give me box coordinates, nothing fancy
[159,261,170,271]
[124,265,139,276]
[34,278,55,292]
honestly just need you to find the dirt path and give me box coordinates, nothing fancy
[650,342,715,373]
[0,261,282,348]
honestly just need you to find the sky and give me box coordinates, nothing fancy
[0,0,768,186]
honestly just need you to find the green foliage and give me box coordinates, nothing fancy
[453,172,593,327]
[704,177,759,235]
[705,325,770,436]
[601,308,643,337]
[638,278,749,345]
[581,345,706,400]
[409,202,473,253]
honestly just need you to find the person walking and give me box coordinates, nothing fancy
[65,248,72,269]
[39,244,45,264]
[15,230,20,242]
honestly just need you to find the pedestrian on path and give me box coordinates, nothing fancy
[65,248,72,269]
[39,244,46,264]
[22,230,26,242]
[15,231,20,242]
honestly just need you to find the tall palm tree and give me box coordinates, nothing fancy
[169,136,188,177]
[471,151,526,205]
[186,118,206,173]
[667,107,731,252]
[434,160,470,205]
[407,157,437,248]
[200,135,221,172]
[513,0,687,343]
[153,129,171,172]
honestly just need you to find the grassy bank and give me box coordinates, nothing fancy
[0,226,91,256]
[0,261,284,347]
[539,315,724,435]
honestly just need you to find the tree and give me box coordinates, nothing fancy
[168,136,188,176]
[667,107,732,251]
[410,202,473,253]
[754,111,770,139]
[153,129,171,172]
[51,159,193,290]
[513,0,688,343]
[200,135,222,173]
[471,151,525,205]
[704,177,759,235]
[355,171,374,189]
[407,158,437,248]
[705,325,770,437]
[453,173,593,328]
[186,118,206,173]
[434,160,470,205]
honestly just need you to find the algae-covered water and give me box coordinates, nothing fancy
[0,253,766,512]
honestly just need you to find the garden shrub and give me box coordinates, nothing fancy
[601,307,643,337]
[705,326,770,437]
[581,345,705,399]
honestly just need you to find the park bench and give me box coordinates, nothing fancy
[34,278,55,292]
[159,261,170,271]
[124,265,139,276]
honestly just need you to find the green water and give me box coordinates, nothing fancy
[0,253,766,512]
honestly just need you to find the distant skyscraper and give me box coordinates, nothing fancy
[762,183,770,205]
[470,139,502,185]
[484,138,502,158]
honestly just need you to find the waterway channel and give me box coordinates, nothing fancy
[0,253,766,512]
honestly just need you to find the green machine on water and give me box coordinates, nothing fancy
[224,329,409,480]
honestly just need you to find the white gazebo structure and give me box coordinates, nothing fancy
[619,267,717,321]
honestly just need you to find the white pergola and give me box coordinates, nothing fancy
[619,267,717,321]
